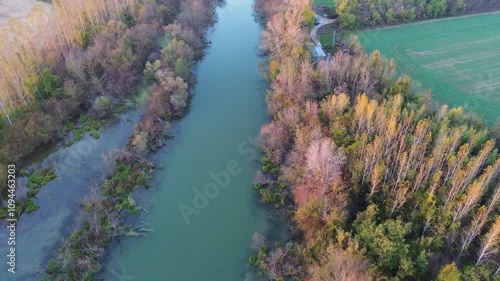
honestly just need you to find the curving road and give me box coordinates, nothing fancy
[311,12,334,45]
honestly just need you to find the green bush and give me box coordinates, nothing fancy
[174,57,190,79]
[103,160,150,197]
[92,96,111,118]
[26,167,57,189]
[89,129,100,139]
[260,156,280,174]
[437,263,461,281]
[27,188,40,197]
[24,199,39,213]
[62,122,74,135]
[260,188,277,203]
[68,116,102,142]
[46,259,58,275]
[74,131,83,141]
[0,207,7,219]
[30,69,63,100]
[248,255,258,265]
[120,10,136,27]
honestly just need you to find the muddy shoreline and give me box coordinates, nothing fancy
[0,0,50,25]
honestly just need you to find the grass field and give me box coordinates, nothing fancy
[314,0,334,8]
[355,13,500,125]
[319,33,334,47]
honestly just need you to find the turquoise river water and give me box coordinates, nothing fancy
[104,0,270,280]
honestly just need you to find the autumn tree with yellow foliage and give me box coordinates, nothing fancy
[252,0,500,280]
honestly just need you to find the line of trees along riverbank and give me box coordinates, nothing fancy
[336,0,500,29]
[40,0,220,280]
[0,0,179,203]
[0,0,136,110]
[251,0,500,280]
[0,0,148,199]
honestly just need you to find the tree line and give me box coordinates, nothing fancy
[252,0,500,280]
[39,0,219,279]
[0,0,180,208]
[336,0,472,28]
[0,0,139,115]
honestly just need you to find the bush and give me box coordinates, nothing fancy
[29,69,63,100]
[46,259,58,275]
[0,207,7,219]
[303,7,315,27]
[437,263,461,281]
[92,96,111,118]
[144,60,161,81]
[102,159,150,197]
[26,167,57,189]
[248,255,258,265]
[174,57,190,80]
[120,10,136,27]
[24,199,39,213]
[89,129,100,139]
[161,38,194,67]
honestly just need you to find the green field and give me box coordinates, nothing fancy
[355,13,500,125]
[319,33,334,46]
[314,0,334,8]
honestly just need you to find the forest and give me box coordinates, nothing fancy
[0,0,218,278]
[0,0,208,201]
[31,0,219,279]
[252,0,500,280]
[335,0,497,28]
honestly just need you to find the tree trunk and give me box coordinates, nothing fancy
[0,101,13,126]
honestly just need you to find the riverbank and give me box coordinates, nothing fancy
[0,0,148,203]
[0,110,141,280]
[102,0,272,279]
[252,0,500,280]
[40,0,233,279]
[0,0,191,279]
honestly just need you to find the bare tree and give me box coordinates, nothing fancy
[476,216,500,265]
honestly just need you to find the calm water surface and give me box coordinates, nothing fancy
[105,0,270,280]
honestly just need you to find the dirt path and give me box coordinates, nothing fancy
[311,12,334,45]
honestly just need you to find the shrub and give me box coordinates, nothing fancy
[26,167,57,189]
[0,207,7,219]
[29,69,63,100]
[144,60,162,81]
[174,57,190,80]
[89,129,100,139]
[437,263,461,281]
[92,96,111,118]
[248,255,258,265]
[46,259,58,275]
[120,10,136,27]
[24,199,39,213]
[161,38,194,67]
[303,7,315,27]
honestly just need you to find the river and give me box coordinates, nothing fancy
[0,111,141,280]
[104,0,270,280]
